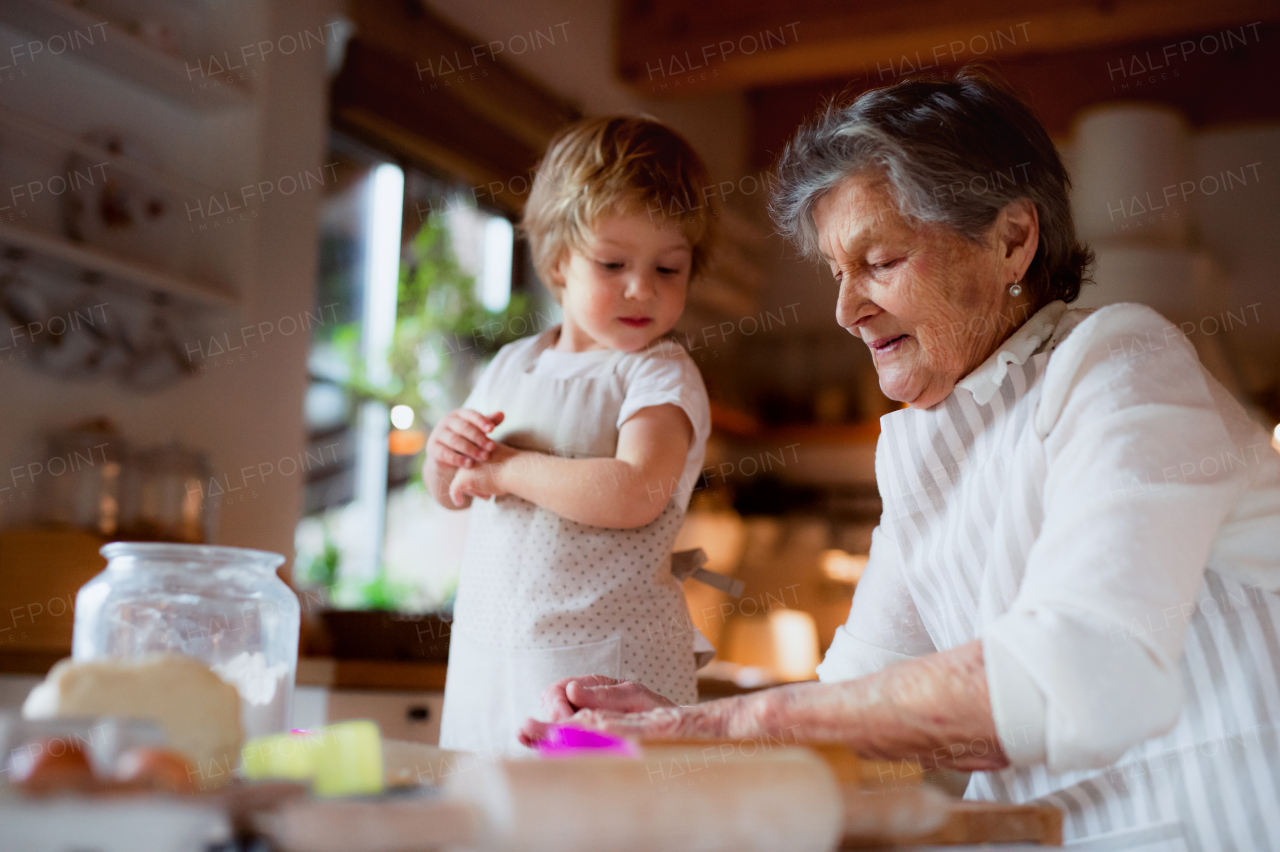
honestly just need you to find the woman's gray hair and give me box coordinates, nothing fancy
[770,67,1092,306]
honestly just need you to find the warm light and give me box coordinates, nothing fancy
[820,549,867,584]
[722,609,820,682]
[388,429,427,456]
[390,405,415,430]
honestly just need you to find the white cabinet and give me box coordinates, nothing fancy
[291,686,444,746]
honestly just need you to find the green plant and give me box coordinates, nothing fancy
[324,213,531,426]
[388,213,531,422]
[305,205,531,612]
[349,572,417,611]
[298,524,341,589]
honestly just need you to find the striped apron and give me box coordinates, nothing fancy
[878,353,1280,850]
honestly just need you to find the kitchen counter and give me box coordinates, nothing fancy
[0,650,450,691]
[3,650,774,698]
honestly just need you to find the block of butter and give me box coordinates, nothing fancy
[22,654,244,789]
[241,720,384,798]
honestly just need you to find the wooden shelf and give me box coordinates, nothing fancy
[5,0,253,111]
[0,105,217,199]
[0,221,238,310]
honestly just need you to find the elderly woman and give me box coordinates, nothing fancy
[521,71,1280,850]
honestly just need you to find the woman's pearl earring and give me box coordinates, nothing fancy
[1009,277,1022,297]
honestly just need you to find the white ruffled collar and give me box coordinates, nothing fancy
[955,300,1068,405]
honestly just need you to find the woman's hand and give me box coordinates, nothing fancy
[521,706,699,746]
[519,676,740,747]
[539,675,675,722]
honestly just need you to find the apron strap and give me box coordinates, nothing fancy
[671,548,744,597]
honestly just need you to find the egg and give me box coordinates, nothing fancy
[8,737,96,794]
[114,747,197,794]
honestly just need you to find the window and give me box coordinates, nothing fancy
[293,133,541,612]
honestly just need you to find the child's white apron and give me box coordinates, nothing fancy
[438,334,698,752]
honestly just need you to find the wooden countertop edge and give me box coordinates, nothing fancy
[295,657,449,691]
[0,650,452,690]
[3,651,770,697]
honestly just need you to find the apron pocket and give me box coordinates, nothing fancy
[439,630,511,753]
[507,635,623,730]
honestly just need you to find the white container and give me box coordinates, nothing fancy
[1071,103,1192,246]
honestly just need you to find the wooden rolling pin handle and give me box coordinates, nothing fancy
[841,784,952,841]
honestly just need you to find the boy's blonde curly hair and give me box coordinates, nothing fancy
[521,115,716,298]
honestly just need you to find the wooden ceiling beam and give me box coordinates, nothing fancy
[332,42,543,213]
[331,0,580,213]
[617,0,1280,96]
[348,0,578,149]
[745,21,1280,168]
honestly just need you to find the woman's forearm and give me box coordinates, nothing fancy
[496,450,669,528]
[690,641,1008,771]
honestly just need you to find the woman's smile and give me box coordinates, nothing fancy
[867,333,910,355]
[813,175,1038,409]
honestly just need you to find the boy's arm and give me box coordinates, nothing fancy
[426,409,505,511]
[490,404,694,529]
[425,455,470,510]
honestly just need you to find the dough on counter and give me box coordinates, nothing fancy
[22,654,244,789]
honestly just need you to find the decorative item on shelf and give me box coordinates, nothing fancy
[61,129,185,274]
[0,250,53,342]
[119,441,212,544]
[36,418,128,537]
[119,292,200,390]
[0,244,204,388]
[2,252,113,379]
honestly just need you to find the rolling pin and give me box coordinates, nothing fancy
[447,745,954,852]
[261,746,953,852]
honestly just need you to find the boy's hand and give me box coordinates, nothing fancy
[427,409,504,470]
[448,447,514,505]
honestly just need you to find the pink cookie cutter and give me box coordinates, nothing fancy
[535,724,641,758]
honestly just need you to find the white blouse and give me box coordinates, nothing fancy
[817,301,1280,849]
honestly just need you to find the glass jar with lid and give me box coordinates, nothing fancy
[118,442,212,543]
[73,543,300,739]
[37,419,127,536]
